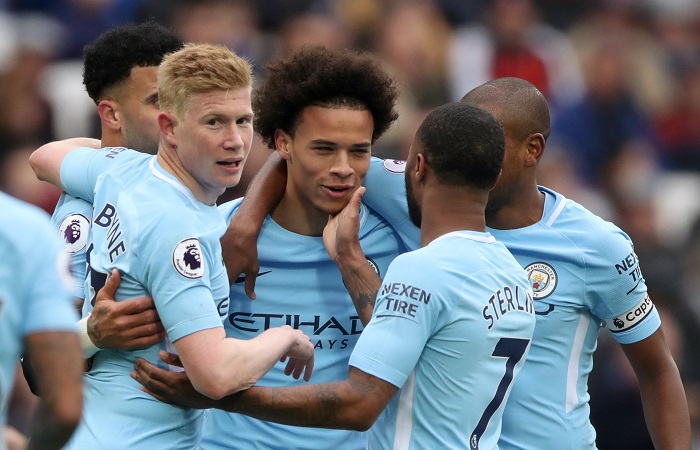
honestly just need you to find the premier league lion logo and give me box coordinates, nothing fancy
[58,214,90,253]
[183,244,201,270]
[173,238,205,279]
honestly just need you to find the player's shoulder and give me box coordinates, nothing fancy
[542,187,631,248]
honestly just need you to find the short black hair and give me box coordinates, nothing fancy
[416,102,505,190]
[253,46,399,148]
[83,22,184,103]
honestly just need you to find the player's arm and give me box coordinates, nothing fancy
[134,358,396,431]
[78,271,165,358]
[172,323,314,400]
[323,187,381,325]
[221,151,286,296]
[24,331,84,450]
[29,138,101,188]
[621,328,691,449]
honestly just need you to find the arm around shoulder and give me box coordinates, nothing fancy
[29,138,101,188]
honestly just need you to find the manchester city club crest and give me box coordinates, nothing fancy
[173,238,205,279]
[58,213,90,253]
[525,262,557,299]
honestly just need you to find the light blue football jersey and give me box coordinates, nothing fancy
[492,187,659,450]
[350,231,535,450]
[50,148,152,300]
[362,158,661,450]
[201,198,406,450]
[0,193,78,447]
[59,147,230,450]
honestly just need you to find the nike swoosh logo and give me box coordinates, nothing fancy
[233,271,272,284]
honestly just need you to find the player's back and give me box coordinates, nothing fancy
[352,231,536,450]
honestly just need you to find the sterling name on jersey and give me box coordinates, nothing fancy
[59,147,229,450]
[362,159,660,450]
[0,193,77,443]
[350,231,535,450]
[206,198,405,450]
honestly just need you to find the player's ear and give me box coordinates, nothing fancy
[97,100,121,132]
[415,153,428,183]
[525,133,545,167]
[158,112,177,146]
[274,129,292,161]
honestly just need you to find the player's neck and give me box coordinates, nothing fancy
[271,190,327,237]
[419,186,487,247]
[486,185,544,230]
[157,148,219,206]
[100,127,124,148]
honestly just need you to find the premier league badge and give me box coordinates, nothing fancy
[58,214,90,253]
[173,238,205,279]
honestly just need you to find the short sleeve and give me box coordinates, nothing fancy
[349,252,444,388]
[61,147,147,202]
[585,226,660,344]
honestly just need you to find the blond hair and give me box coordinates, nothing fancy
[158,43,253,120]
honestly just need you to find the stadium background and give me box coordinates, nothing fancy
[0,0,698,448]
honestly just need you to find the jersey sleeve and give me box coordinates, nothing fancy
[585,225,660,345]
[362,158,420,251]
[217,197,244,225]
[349,251,446,387]
[135,209,224,343]
[50,194,92,299]
[21,211,78,335]
[60,147,146,203]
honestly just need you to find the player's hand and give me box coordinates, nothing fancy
[323,186,365,267]
[88,269,165,350]
[4,425,27,450]
[279,327,315,382]
[131,351,214,409]
[221,215,260,299]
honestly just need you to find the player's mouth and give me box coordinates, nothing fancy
[217,159,243,172]
[322,184,354,200]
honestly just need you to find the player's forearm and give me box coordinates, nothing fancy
[236,151,286,223]
[334,245,381,326]
[183,327,298,400]
[638,365,691,449]
[27,402,81,450]
[25,332,84,450]
[216,380,373,431]
[29,138,101,187]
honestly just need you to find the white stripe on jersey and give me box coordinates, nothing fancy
[545,197,568,227]
[393,370,417,450]
[566,314,590,413]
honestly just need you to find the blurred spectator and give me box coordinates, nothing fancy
[447,0,584,109]
[548,30,661,191]
[168,0,268,68]
[654,63,700,170]
[9,0,140,59]
[568,2,676,115]
[0,142,61,212]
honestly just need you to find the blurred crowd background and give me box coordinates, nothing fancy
[0,0,699,448]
